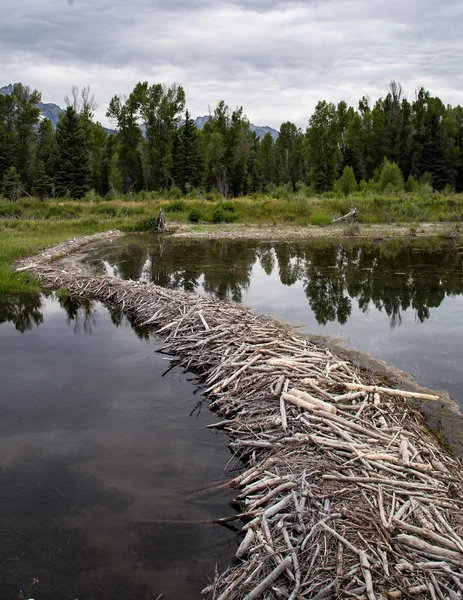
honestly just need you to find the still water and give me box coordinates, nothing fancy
[81,234,463,414]
[0,294,236,599]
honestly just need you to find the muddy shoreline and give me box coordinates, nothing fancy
[170,221,458,241]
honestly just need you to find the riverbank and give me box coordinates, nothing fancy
[171,220,460,241]
[15,232,463,599]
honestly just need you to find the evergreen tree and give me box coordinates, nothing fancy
[88,122,108,195]
[108,152,123,195]
[256,132,275,188]
[338,166,357,196]
[306,101,339,192]
[419,108,448,190]
[55,106,90,198]
[174,110,203,191]
[0,93,17,184]
[2,166,23,200]
[34,160,53,198]
[378,160,404,193]
[37,118,56,194]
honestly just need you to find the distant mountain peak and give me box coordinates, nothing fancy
[1,84,279,140]
[1,83,63,129]
[189,115,278,140]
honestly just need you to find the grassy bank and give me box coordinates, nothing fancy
[0,220,111,293]
[0,189,463,226]
[1,191,462,294]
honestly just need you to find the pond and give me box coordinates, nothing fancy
[2,233,463,598]
[79,235,463,433]
[0,293,237,599]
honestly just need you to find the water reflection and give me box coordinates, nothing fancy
[0,295,237,599]
[83,237,463,329]
[0,293,150,340]
[3,239,463,334]
[0,293,43,332]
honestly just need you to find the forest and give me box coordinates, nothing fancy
[1,80,463,201]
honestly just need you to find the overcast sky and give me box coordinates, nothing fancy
[1,0,462,129]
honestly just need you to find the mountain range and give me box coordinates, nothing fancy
[0,84,279,140]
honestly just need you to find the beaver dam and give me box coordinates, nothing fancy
[17,232,463,599]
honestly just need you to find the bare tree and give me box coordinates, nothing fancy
[65,85,97,120]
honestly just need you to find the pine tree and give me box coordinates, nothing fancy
[0,94,17,184]
[55,106,90,198]
[2,166,23,200]
[419,111,449,190]
[34,160,53,198]
[256,132,275,188]
[180,110,203,191]
[108,152,123,195]
[37,118,56,194]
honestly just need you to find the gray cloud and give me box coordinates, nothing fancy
[1,0,462,129]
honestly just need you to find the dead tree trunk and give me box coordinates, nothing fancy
[332,207,358,223]
[156,208,166,233]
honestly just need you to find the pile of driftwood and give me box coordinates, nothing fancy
[17,234,463,600]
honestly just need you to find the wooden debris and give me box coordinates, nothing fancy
[332,207,358,223]
[16,233,463,600]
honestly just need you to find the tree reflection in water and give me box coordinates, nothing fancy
[3,239,462,333]
[0,293,44,333]
[90,237,463,329]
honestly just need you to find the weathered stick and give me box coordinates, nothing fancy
[242,557,292,600]
[345,383,440,402]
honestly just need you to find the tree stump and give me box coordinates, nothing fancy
[156,208,166,233]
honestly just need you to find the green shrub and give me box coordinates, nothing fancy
[83,189,102,203]
[442,184,456,195]
[204,188,221,201]
[405,175,418,193]
[167,186,183,200]
[379,160,404,193]
[284,214,296,222]
[212,208,239,223]
[337,166,357,196]
[295,197,309,215]
[213,208,226,223]
[188,210,201,223]
[132,217,158,231]
[45,205,80,219]
[309,212,331,226]
[221,201,236,212]
[165,200,186,212]
[358,179,368,192]
[0,203,23,218]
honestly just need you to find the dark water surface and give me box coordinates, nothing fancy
[0,294,237,599]
[81,234,463,413]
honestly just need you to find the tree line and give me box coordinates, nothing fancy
[1,81,463,200]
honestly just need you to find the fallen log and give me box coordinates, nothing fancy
[332,207,358,223]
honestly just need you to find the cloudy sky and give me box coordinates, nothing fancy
[1,0,462,129]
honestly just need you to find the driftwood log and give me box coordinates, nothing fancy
[16,232,463,600]
[332,206,358,223]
